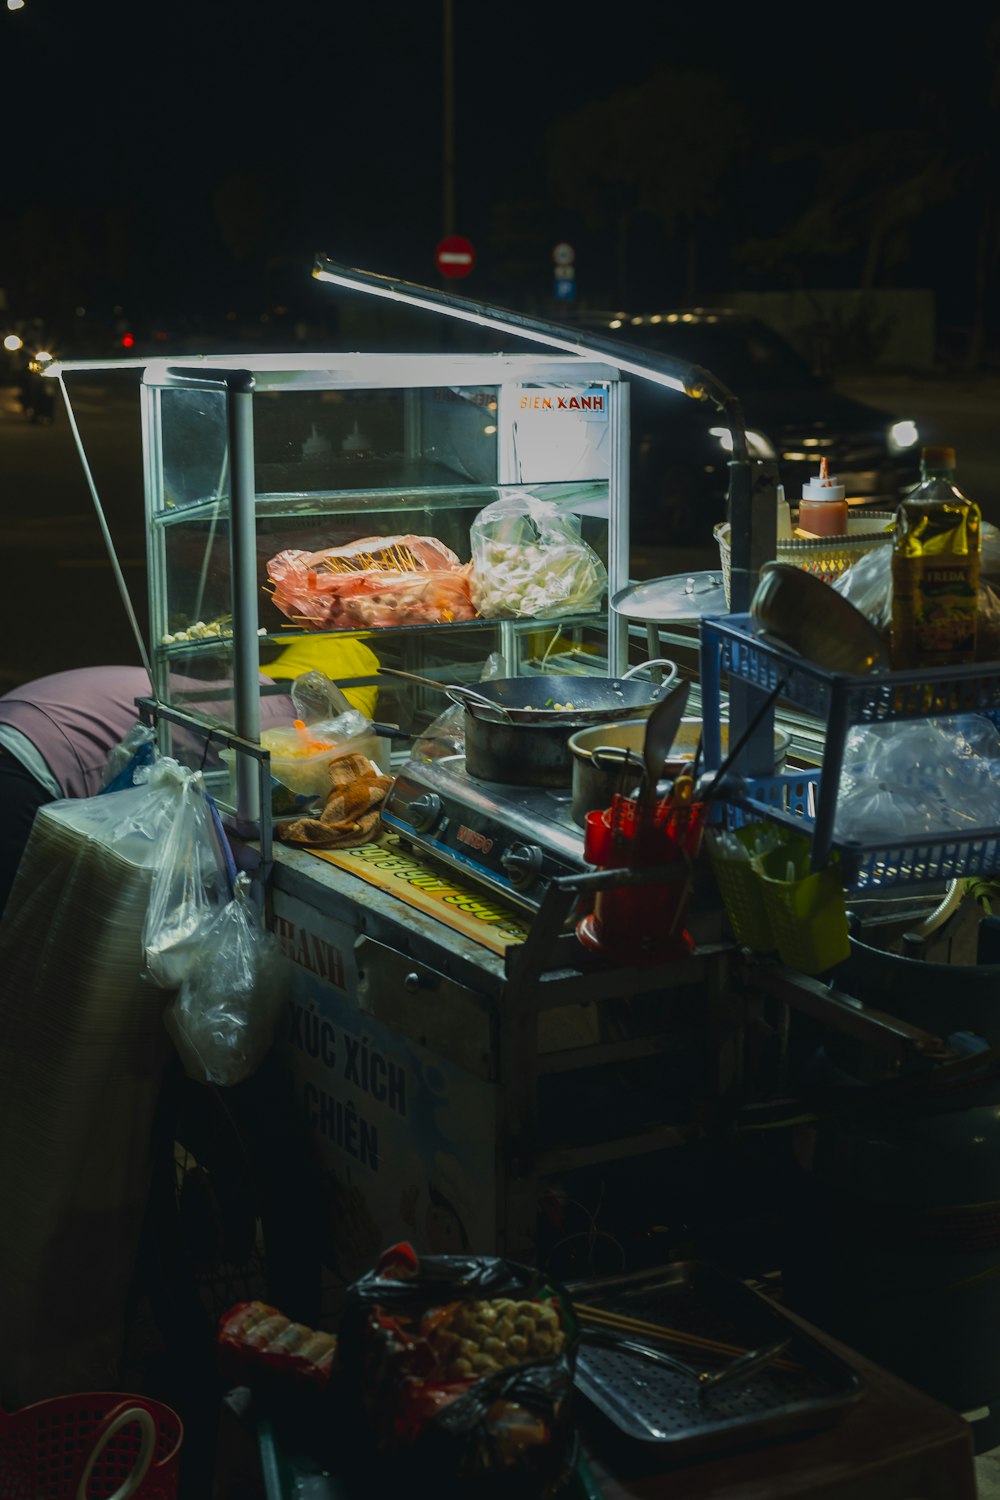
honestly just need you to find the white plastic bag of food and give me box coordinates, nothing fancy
[163,871,288,1085]
[469,492,607,619]
[141,764,234,988]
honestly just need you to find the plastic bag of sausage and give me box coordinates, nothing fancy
[335,1241,579,1500]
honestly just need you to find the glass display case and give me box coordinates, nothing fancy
[55,350,629,839]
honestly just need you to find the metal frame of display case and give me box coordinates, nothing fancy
[139,351,630,842]
[48,347,634,853]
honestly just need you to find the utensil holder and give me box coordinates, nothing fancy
[579,794,706,964]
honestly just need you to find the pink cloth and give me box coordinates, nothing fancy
[0,666,294,799]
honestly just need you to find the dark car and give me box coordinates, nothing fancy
[560,309,921,552]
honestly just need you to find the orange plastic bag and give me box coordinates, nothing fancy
[265,535,477,629]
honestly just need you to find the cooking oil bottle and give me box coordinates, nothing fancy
[891,445,981,668]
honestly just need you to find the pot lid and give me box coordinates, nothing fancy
[611,571,728,623]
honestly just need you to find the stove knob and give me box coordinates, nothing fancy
[408,792,443,833]
[501,842,543,890]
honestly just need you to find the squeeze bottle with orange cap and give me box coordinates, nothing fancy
[798,457,848,537]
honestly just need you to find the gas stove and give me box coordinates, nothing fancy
[381,754,588,912]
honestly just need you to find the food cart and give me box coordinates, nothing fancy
[36,262,1000,1480]
[45,271,757,1284]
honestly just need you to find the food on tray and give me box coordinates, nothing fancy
[358,1291,569,1458]
[265,534,477,630]
[162,616,268,645]
[216,1299,338,1387]
[394,1296,564,1383]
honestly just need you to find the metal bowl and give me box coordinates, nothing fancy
[750,563,889,674]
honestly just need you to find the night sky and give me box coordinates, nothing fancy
[4,3,998,348]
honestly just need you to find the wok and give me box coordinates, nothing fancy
[446,660,679,727]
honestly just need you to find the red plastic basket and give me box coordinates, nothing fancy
[0,1391,183,1500]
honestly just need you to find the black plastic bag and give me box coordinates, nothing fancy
[335,1242,579,1500]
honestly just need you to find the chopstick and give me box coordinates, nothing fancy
[574,1302,739,1358]
[573,1302,802,1373]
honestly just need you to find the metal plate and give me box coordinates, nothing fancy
[569,1260,864,1456]
[612,571,728,623]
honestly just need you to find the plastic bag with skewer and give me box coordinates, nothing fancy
[265,534,478,630]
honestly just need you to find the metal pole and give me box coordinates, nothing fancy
[227,376,262,834]
[442,0,455,238]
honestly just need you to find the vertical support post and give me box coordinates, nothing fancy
[727,459,781,776]
[608,381,630,675]
[227,373,261,835]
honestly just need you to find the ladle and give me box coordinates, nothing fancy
[375,667,515,721]
[636,679,690,803]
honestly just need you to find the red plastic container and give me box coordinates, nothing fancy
[579,793,706,963]
[0,1391,183,1500]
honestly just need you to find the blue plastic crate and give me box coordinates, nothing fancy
[700,614,1000,890]
[704,614,1000,723]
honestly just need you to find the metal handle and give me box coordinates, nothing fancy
[444,684,512,720]
[620,658,679,688]
[696,1336,791,1398]
[590,745,640,772]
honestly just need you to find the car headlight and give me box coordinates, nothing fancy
[888,419,919,453]
[709,427,776,460]
[745,429,777,460]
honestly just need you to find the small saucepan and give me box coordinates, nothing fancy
[568,716,791,827]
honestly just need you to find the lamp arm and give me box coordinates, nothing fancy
[312,253,748,460]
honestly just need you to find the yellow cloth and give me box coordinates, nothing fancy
[264,635,380,718]
[277,751,392,849]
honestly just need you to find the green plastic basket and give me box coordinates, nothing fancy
[707,824,782,952]
[755,832,851,975]
[708,825,850,975]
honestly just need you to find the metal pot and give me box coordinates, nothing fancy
[568,716,792,826]
[461,660,678,787]
[567,720,652,824]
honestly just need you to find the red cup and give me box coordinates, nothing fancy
[579,795,705,963]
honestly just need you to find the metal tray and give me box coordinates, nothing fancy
[569,1259,864,1458]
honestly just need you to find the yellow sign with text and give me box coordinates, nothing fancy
[307,834,531,955]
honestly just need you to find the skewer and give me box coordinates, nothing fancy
[318,542,421,575]
[573,1302,802,1372]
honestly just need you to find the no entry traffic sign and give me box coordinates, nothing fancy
[435,235,475,278]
